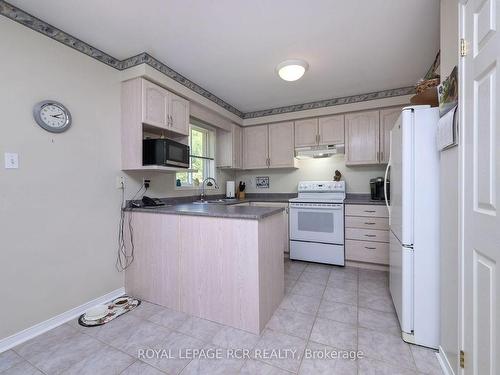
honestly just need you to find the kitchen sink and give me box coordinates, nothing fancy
[192,198,239,205]
[193,199,225,204]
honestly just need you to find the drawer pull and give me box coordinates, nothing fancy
[364,222,376,225]
[364,234,376,237]
[364,210,376,213]
[365,246,377,250]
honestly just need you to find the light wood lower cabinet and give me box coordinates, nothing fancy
[345,240,389,264]
[125,211,284,334]
[249,202,289,252]
[345,216,389,231]
[124,213,181,310]
[345,204,389,266]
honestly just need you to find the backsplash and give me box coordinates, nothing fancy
[235,154,386,194]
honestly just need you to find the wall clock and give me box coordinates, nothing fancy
[33,100,72,133]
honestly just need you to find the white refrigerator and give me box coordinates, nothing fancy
[385,105,440,349]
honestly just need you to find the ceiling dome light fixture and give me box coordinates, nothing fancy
[276,59,309,82]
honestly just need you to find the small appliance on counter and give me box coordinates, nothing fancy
[226,181,235,198]
[370,177,389,201]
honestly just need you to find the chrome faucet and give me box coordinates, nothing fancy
[200,177,219,201]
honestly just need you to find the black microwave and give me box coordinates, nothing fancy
[143,138,190,168]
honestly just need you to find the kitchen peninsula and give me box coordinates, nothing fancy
[124,202,286,334]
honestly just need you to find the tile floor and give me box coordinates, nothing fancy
[0,256,444,374]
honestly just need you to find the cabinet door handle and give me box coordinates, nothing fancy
[364,222,376,225]
[364,210,376,213]
[381,151,384,161]
[365,246,377,250]
[364,234,376,238]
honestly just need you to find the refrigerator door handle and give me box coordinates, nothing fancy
[384,159,391,224]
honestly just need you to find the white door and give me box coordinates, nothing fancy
[461,0,500,374]
[389,113,404,243]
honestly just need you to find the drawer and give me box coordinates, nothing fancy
[345,216,389,230]
[345,204,389,218]
[345,228,389,243]
[345,240,389,264]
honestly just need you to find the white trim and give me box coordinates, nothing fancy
[437,345,455,375]
[0,287,125,353]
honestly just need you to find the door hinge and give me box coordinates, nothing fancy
[460,39,467,57]
[460,350,465,368]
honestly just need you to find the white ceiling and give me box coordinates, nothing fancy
[10,0,440,113]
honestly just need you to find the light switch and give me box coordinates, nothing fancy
[4,153,19,169]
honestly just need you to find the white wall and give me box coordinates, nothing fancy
[439,0,459,373]
[0,17,123,340]
[236,155,386,194]
[0,17,230,341]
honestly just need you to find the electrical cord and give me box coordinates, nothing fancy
[116,184,147,271]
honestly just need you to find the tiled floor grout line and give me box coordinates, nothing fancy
[65,320,173,374]
[256,260,308,374]
[118,359,141,374]
[7,261,441,375]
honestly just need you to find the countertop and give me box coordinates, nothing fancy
[344,193,387,206]
[125,194,295,220]
[126,193,387,219]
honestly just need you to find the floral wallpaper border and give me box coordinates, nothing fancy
[0,0,416,120]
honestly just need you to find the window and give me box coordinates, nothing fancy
[176,124,216,187]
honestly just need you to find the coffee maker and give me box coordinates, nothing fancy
[370,177,389,201]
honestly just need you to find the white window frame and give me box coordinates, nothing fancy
[176,123,216,189]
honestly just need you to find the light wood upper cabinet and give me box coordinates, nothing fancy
[345,110,380,165]
[269,121,295,168]
[141,78,189,136]
[217,124,242,169]
[142,79,169,129]
[232,125,242,168]
[319,115,344,145]
[243,125,269,169]
[380,107,402,164]
[243,122,296,169]
[170,93,190,136]
[294,118,318,147]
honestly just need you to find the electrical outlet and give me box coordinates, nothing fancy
[116,176,125,189]
[4,153,19,169]
[143,178,151,189]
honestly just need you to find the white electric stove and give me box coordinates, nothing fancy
[289,181,346,265]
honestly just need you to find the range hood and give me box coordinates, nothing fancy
[295,144,345,159]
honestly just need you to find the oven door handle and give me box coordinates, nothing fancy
[289,205,343,210]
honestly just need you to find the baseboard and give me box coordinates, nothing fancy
[437,345,455,375]
[0,287,125,353]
